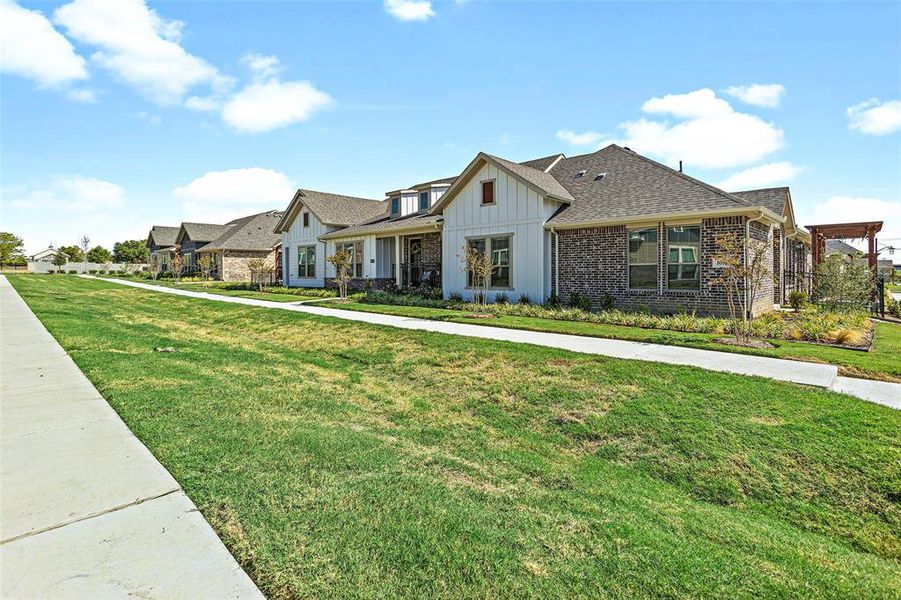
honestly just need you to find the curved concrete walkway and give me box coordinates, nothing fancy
[90,277,900,410]
[0,277,262,599]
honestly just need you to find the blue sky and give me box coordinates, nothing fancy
[2,0,899,254]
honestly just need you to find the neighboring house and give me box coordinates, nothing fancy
[174,222,234,270]
[196,211,283,281]
[823,239,894,280]
[145,225,179,270]
[275,144,812,316]
[29,248,62,263]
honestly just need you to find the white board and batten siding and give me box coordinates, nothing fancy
[441,162,562,303]
[281,206,330,288]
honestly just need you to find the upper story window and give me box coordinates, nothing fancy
[481,180,495,205]
[390,197,400,216]
[302,212,310,227]
[628,227,658,289]
[667,226,700,290]
[419,191,429,212]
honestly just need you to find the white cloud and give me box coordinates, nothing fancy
[556,129,606,146]
[602,88,784,170]
[241,53,281,79]
[221,79,332,133]
[800,196,901,249]
[5,175,125,212]
[66,88,97,103]
[184,95,220,112]
[384,0,435,21]
[723,84,785,108]
[716,162,799,191]
[0,0,88,87]
[847,98,901,135]
[54,0,232,106]
[173,167,296,222]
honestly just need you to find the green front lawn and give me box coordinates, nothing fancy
[8,275,900,598]
[316,300,901,382]
[105,278,322,303]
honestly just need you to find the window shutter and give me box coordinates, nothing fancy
[482,181,494,205]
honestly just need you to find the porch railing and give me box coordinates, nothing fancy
[399,262,441,288]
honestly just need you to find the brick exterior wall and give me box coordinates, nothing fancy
[772,227,784,305]
[401,232,442,266]
[748,220,775,317]
[553,216,778,317]
[220,249,277,282]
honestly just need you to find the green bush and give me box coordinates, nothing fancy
[788,290,807,310]
[67,270,78,275]
[544,292,562,309]
[568,292,593,312]
[517,294,532,305]
[494,292,508,304]
[88,269,98,274]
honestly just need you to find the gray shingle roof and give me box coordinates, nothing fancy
[732,187,789,216]
[147,225,179,247]
[825,239,860,255]
[485,153,575,202]
[520,154,564,172]
[296,189,386,226]
[200,211,283,252]
[180,222,233,243]
[320,212,442,240]
[545,145,752,226]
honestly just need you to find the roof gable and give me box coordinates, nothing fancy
[430,152,574,215]
[146,225,179,248]
[200,211,283,252]
[275,189,385,232]
[176,222,233,245]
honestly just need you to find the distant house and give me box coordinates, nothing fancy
[174,222,234,271]
[275,144,812,317]
[145,225,180,269]
[195,211,283,281]
[29,248,63,263]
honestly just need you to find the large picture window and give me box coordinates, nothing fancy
[628,228,658,289]
[298,245,316,278]
[340,241,364,278]
[467,235,511,288]
[667,226,700,290]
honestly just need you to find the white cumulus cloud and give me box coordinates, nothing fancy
[556,129,606,146]
[54,0,232,106]
[0,0,88,88]
[716,162,799,191]
[723,84,785,108]
[602,87,784,170]
[173,167,296,222]
[5,175,125,212]
[221,79,332,133]
[847,98,901,135]
[384,0,435,21]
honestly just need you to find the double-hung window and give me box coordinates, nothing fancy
[419,191,429,212]
[298,245,316,278]
[628,228,658,289]
[340,241,364,278]
[390,197,400,216]
[467,235,511,288]
[667,226,700,290]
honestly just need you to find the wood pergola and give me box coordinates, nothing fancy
[806,221,883,269]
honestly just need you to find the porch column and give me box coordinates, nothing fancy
[867,226,877,270]
[395,235,402,287]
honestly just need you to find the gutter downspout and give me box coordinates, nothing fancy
[745,212,767,319]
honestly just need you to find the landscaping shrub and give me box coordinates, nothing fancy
[494,292,508,304]
[569,291,593,312]
[449,292,463,302]
[88,269,98,275]
[517,294,532,305]
[788,290,807,311]
[599,292,615,311]
[544,292,562,309]
[67,270,78,275]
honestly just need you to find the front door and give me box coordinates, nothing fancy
[408,238,422,285]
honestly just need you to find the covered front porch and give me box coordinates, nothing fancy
[373,230,442,288]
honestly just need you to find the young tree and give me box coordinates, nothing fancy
[0,232,25,266]
[247,258,273,292]
[113,240,150,263]
[169,249,184,281]
[50,251,68,272]
[197,254,214,282]
[86,245,112,263]
[79,236,90,272]
[57,245,84,262]
[148,254,163,280]
[711,231,770,343]
[462,244,495,307]
[327,249,353,299]
[814,253,874,311]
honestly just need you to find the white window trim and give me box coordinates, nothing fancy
[666,225,701,291]
[480,178,496,206]
[627,227,658,291]
[465,233,513,290]
[297,244,316,279]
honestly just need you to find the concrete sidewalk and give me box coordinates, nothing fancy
[91,277,900,410]
[0,277,262,599]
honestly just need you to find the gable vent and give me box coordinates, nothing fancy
[594,173,607,182]
[575,170,587,178]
